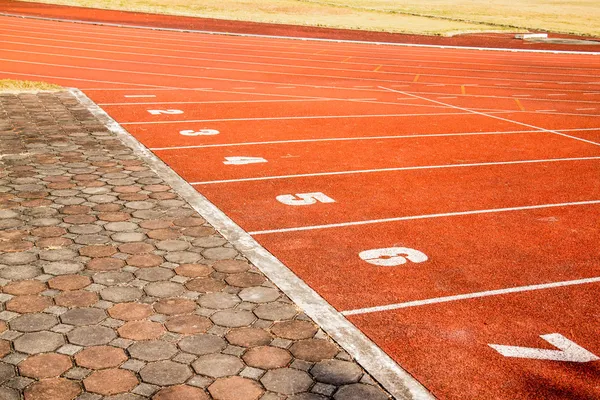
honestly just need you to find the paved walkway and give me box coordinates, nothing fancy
[0,91,391,400]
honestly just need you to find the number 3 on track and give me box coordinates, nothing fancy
[359,247,428,267]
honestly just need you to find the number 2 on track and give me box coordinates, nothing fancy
[359,247,428,266]
[276,192,335,206]
[147,109,183,115]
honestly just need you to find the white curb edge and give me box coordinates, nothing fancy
[69,87,436,400]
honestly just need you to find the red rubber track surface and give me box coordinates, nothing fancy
[2,8,600,400]
[2,0,600,52]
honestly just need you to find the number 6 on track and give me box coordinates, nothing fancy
[276,192,335,206]
[359,247,428,267]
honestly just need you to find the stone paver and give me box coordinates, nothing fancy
[0,91,390,400]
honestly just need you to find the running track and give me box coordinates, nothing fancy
[2,13,600,400]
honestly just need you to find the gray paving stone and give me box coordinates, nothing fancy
[210,310,256,328]
[310,360,362,385]
[239,287,280,303]
[333,383,389,400]
[139,360,191,385]
[143,282,184,298]
[39,248,78,261]
[100,287,143,302]
[254,303,297,321]
[129,340,178,361]
[198,292,240,309]
[60,308,107,326]
[0,265,41,280]
[0,362,15,384]
[202,247,238,260]
[164,251,201,264]
[111,232,147,243]
[260,368,312,395]
[93,271,134,285]
[104,222,138,232]
[192,353,244,378]
[9,313,58,332]
[0,252,37,265]
[75,235,110,245]
[0,387,19,400]
[178,334,226,355]
[43,261,84,275]
[13,331,65,354]
[67,325,116,346]
[155,240,190,251]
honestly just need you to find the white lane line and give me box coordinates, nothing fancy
[120,111,485,125]
[233,87,256,89]
[124,94,156,98]
[536,109,557,112]
[576,108,596,111]
[379,86,600,148]
[437,96,457,99]
[342,277,600,316]
[151,129,539,151]
[191,156,600,185]
[99,98,336,106]
[548,93,567,96]
[249,199,600,235]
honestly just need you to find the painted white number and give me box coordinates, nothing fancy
[359,247,428,267]
[276,192,335,206]
[180,129,220,136]
[147,109,184,115]
[223,156,267,165]
[489,333,599,363]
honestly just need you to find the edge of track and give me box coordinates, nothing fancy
[2,12,600,56]
[70,87,435,400]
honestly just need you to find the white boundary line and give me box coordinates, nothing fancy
[2,12,599,56]
[69,88,434,400]
[249,199,600,235]
[342,276,600,315]
[191,156,600,185]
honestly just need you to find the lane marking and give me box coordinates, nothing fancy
[342,57,351,62]
[576,108,596,111]
[150,129,544,151]
[379,86,600,148]
[374,65,382,72]
[413,74,420,82]
[342,277,600,315]
[191,156,600,185]
[121,111,490,125]
[124,94,156,98]
[99,98,336,106]
[276,192,335,206]
[359,247,428,267]
[461,85,466,95]
[249,199,600,235]
[489,334,600,363]
[514,98,526,111]
[70,88,433,400]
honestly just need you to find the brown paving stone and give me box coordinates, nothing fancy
[143,184,170,192]
[6,295,53,313]
[86,257,125,271]
[226,327,272,347]
[165,315,211,335]
[118,320,165,340]
[32,226,67,237]
[22,199,53,207]
[139,219,172,230]
[55,290,98,308]
[261,368,312,395]
[208,376,264,400]
[36,237,73,249]
[181,226,215,237]
[185,277,226,293]
[75,346,128,369]
[154,298,196,315]
[19,353,72,379]
[0,340,10,358]
[24,377,81,400]
[98,212,131,222]
[94,203,122,212]
[147,228,180,240]
[119,193,148,201]
[79,245,118,258]
[0,322,6,333]
[0,230,27,241]
[173,217,205,227]
[118,242,154,254]
[126,253,163,268]
[48,182,75,190]
[113,186,140,193]
[243,346,292,369]
[290,339,338,362]
[153,385,209,400]
[174,263,211,278]
[150,192,177,200]
[48,275,91,291]
[60,205,91,215]
[84,368,138,395]
[271,320,318,340]
[108,303,153,321]
[139,360,192,386]
[2,280,46,295]
[212,260,251,274]
[0,240,34,252]
[225,272,266,288]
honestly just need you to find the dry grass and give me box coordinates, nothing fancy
[0,79,62,92]
[21,0,599,36]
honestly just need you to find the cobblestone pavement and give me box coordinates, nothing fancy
[0,91,392,399]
